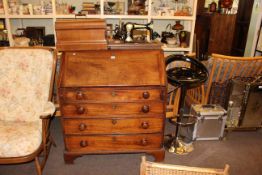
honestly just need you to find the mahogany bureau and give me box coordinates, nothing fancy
[56,20,167,164]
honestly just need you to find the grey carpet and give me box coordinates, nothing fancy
[0,118,262,175]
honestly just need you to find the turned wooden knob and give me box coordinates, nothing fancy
[141,121,149,129]
[76,106,85,114]
[142,91,150,99]
[80,140,88,147]
[78,123,87,131]
[140,138,148,146]
[141,105,150,113]
[76,91,84,100]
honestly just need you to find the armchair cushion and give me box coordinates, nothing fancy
[0,120,42,157]
[0,101,55,158]
[0,49,53,122]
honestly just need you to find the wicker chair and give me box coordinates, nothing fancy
[185,54,262,110]
[140,156,230,175]
[0,48,57,175]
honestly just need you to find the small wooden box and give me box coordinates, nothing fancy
[55,19,107,51]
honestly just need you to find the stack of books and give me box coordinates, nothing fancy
[81,2,96,14]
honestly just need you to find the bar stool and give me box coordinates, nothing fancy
[165,54,209,154]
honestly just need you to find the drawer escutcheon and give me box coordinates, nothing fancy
[80,140,88,147]
[112,104,117,109]
[112,119,117,125]
[140,138,148,146]
[111,91,117,97]
[76,91,85,100]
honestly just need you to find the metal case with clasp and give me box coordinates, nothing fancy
[190,104,227,141]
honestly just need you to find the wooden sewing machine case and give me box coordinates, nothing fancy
[55,19,107,51]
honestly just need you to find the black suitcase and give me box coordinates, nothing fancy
[227,76,262,128]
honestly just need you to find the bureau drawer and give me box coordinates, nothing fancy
[63,117,164,134]
[59,88,164,102]
[61,102,164,117]
[65,134,162,152]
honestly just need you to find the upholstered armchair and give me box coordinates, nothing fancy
[0,48,57,175]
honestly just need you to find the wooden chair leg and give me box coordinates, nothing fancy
[42,139,52,169]
[35,137,54,175]
[35,157,42,175]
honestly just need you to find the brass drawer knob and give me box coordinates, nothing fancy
[142,91,150,99]
[80,140,88,147]
[141,105,150,113]
[141,121,149,129]
[140,138,148,146]
[76,106,85,114]
[79,123,87,131]
[76,91,84,100]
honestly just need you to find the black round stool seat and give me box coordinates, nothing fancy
[166,54,208,89]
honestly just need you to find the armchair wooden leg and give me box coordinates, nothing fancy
[35,157,42,175]
[35,136,54,175]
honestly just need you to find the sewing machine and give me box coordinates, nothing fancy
[113,21,153,43]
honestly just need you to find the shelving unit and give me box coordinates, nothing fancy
[0,0,197,53]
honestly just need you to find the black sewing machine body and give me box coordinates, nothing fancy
[113,21,154,43]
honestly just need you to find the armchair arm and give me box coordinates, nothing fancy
[40,101,56,154]
[40,101,56,119]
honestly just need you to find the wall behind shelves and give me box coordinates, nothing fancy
[10,19,54,35]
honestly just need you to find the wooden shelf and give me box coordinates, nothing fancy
[103,15,148,19]
[0,0,198,53]
[162,45,191,52]
[56,14,101,19]
[151,16,195,20]
[7,15,54,19]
